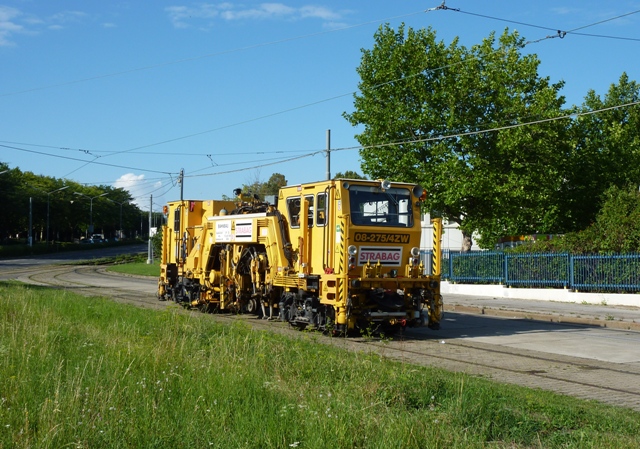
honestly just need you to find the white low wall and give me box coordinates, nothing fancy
[441,281,640,307]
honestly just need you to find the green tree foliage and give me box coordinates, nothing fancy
[333,170,366,179]
[344,25,570,250]
[239,172,287,200]
[515,185,640,254]
[0,162,140,243]
[562,73,640,232]
[594,185,640,253]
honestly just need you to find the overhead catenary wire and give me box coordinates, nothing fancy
[5,99,639,185]
[334,99,640,154]
[440,4,640,44]
[0,1,449,169]
[0,144,175,176]
[57,4,640,162]
[3,3,638,186]
[184,152,321,178]
[178,99,640,178]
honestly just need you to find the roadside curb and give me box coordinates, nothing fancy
[445,303,640,331]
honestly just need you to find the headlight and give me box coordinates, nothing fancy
[410,247,420,257]
[348,245,358,256]
[380,179,391,190]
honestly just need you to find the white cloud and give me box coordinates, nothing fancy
[166,4,223,28]
[550,7,573,15]
[113,173,163,208]
[235,3,295,19]
[49,11,87,23]
[0,7,90,45]
[299,5,340,20]
[166,2,345,28]
[0,6,23,46]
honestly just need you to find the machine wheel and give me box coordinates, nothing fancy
[289,303,308,330]
[245,297,260,315]
[197,303,212,313]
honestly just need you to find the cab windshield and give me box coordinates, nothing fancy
[348,184,413,228]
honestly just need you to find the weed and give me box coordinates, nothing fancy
[2,283,640,448]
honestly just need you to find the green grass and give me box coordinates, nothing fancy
[1,282,640,448]
[107,258,160,277]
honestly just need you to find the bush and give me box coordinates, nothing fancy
[512,185,640,254]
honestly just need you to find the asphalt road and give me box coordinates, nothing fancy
[0,243,149,268]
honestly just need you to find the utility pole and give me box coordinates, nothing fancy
[326,129,331,181]
[147,194,153,264]
[28,197,32,247]
[180,168,184,202]
[73,192,107,238]
[179,169,184,263]
[45,185,69,244]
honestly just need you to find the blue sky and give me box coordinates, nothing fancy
[1,1,639,210]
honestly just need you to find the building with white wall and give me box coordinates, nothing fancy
[420,213,481,252]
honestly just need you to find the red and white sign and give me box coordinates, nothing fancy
[358,247,403,266]
[234,221,253,241]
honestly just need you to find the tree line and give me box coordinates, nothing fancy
[0,163,144,244]
[344,25,640,251]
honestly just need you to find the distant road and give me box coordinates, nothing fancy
[0,244,148,269]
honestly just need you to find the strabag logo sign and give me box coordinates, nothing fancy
[358,247,403,266]
[234,221,253,241]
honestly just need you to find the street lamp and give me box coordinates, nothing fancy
[74,192,108,237]
[45,186,69,244]
[106,198,128,240]
[28,184,69,245]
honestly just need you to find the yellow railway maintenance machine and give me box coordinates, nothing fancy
[158,179,443,334]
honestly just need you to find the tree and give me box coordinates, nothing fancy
[514,185,640,254]
[562,73,640,232]
[592,185,640,253]
[238,172,288,200]
[344,25,570,250]
[0,163,21,241]
[333,170,366,179]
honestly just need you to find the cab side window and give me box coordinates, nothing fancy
[316,193,327,226]
[287,197,301,228]
[287,195,315,228]
[306,195,314,227]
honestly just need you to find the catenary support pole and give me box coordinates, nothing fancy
[28,197,32,247]
[180,168,184,202]
[326,129,331,181]
[147,194,153,264]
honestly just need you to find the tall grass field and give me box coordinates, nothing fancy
[1,281,639,448]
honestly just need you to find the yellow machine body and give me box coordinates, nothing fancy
[158,179,443,334]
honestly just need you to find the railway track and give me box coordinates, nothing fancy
[4,262,640,412]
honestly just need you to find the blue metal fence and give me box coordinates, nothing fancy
[505,253,570,288]
[420,250,640,292]
[571,254,640,292]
